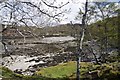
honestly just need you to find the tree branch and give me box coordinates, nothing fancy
[41,0,69,9]
[20,1,64,20]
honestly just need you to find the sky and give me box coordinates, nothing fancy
[19,0,119,25]
[58,0,120,24]
[0,0,119,26]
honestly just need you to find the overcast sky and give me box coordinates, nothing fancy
[20,0,119,25]
[59,0,120,24]
[0,0,119,26]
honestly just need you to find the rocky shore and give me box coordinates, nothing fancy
[1,36,77,75]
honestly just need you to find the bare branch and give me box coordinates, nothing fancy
[20,2,55,18]
[41,0,69,9]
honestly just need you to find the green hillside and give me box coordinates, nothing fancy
[86,16,119,48]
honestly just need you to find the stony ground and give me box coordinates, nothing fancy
[1,37,77,75]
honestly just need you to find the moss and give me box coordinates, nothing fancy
[35,61,120,80]
[0,66,14,78]
[97,62,120,80]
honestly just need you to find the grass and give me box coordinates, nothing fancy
[36,61,76,78]
[0,66,24,80]
[36,61,120,80]
[1,61,120,80]
[35,61,97,79]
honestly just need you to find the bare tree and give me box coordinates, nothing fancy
[0,0,69,54]
[0,0,69,26]
[76,2,119,63]
[75,0,88,80]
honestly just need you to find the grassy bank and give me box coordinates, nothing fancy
[35,61,120,80]
[1,61,120,80]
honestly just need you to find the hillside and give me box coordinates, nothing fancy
[2,23,82,38]
[86,16,119,48]
[2,16,119,45]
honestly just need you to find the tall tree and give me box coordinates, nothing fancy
[76,0,88,79]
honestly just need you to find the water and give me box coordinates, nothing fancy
[2,55,46,71]
[41,36,75,43]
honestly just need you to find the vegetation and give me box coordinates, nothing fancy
[36,61,120,80]
[7,16,118,49]
[1,1,120,80]
[36,61,76,78]
[0,66,24,80]
[0,66,54,80]
[1,14,119,80]
[87,16,119,48]
[1,61,120,80]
